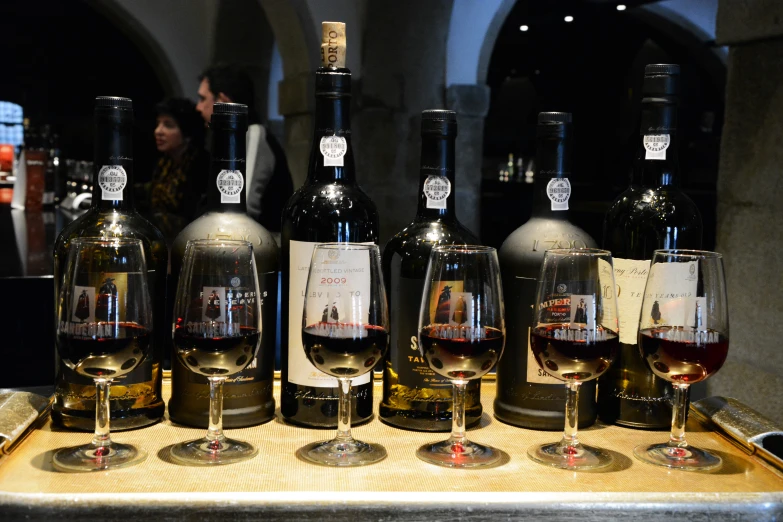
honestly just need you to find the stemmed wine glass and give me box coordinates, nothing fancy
[53,238,152,472]
[170,239,262,466]
[528,248,619,470]
[416,245,505,468]
[298,243,389,467]
[634,249,729,471]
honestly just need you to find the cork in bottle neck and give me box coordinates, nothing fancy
[321,21,346,68]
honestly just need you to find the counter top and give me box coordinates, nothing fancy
[0,378,781,521]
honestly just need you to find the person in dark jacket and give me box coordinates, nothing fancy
[196,63,293,233]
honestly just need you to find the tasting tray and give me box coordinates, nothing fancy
[0,376,781,521]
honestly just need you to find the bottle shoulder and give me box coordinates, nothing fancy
[383,218,479,277]
[54,209,168,266]
[498,216,597,272]
[172,211,279,271]
[286,182,378,216]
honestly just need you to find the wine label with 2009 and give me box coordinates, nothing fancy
[288,240,372,387]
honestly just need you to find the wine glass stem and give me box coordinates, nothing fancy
[449,380,468,446]
[91,378,112,449]
[562,382,581,449]
[336,378,353,442]
[207,377,226,444]
[669,383,690,448]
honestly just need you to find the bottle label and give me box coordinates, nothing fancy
[216,170,244,204]
[644,134,670,160]
[613,258,651,345]
[98,165,127,201]
[178,271,277,387]
[529,279,596,383]
[639,261,699,331]
[58,271,153,385]
[288,240,371,387]
[320,136,347,167]
[546,178,570,211]
[390,276,458,390]
[423,176,451,209]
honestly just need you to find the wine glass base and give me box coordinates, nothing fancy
[170,436,258,466]
[416,439,501,468]
[527,441,613,471]
[53,442,147,472]
[634,443,722,471]
[297,438,387,467]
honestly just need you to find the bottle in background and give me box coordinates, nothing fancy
[380,110,481,432]
[598,64,703,428]
[52,96,167,430]
[494,112,598,430]
[169,102,278,428]
[280,21,379,428]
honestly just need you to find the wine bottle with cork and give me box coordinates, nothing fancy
[280,22,380,428]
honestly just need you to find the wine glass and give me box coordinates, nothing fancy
[170,239,262,466]
[53,238,152,472]
[298,243,389,467]
[634,249,729,471]
[416,245,505,468]
[528,248,619,470]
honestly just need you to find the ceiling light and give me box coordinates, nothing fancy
[520,25,529,31]
[564,15,574,22]
[617,4,627,11]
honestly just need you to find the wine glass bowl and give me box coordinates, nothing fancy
[53,237,152,472]
[527,248,619,471]
[634,249,729,471]
[170,239,262,466]
[416,245,505,468]
[297,243,389,467]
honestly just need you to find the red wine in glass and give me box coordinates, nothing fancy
[639,327,729,384]
[173,325,260,377]
[58,322,151,379]
[302,323,388,377]
[418,325,504,380]
[530,324,618,381]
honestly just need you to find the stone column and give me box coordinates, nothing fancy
[278,72,314,189]
[447,84,491,236]
[711,0,783,423]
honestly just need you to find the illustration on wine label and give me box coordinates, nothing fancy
[98,165,127,200]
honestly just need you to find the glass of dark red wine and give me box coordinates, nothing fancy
[298,243,389,467]
[528,248,619,470]
[634,249,729,471]
[416,245,505,468]
[170,239,262,466]
[53,238,152,472]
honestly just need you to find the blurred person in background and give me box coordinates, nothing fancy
[145,97,208,243]
[196,63,293,234]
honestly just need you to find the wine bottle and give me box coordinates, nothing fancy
[52,96,167,430]
[598,64,702,428]
[380,110,481,431]
[280,22,379,428]
[169,102,278,428]
[494,112,599,430]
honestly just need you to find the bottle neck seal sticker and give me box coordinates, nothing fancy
[320,136,347,167]
[644,134,670,160]
[216,170,244,204]
[423,175,451,209]
[546,177,570,211]
[98,165,127,201]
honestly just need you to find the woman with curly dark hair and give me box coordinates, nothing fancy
[146,97,208,242]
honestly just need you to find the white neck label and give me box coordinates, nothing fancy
[423,176,450,209]
[216,170,244,204]
[98,165,127,201]
[320,136,347,167]
[644,134,670,160]
[546,178,570,211]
